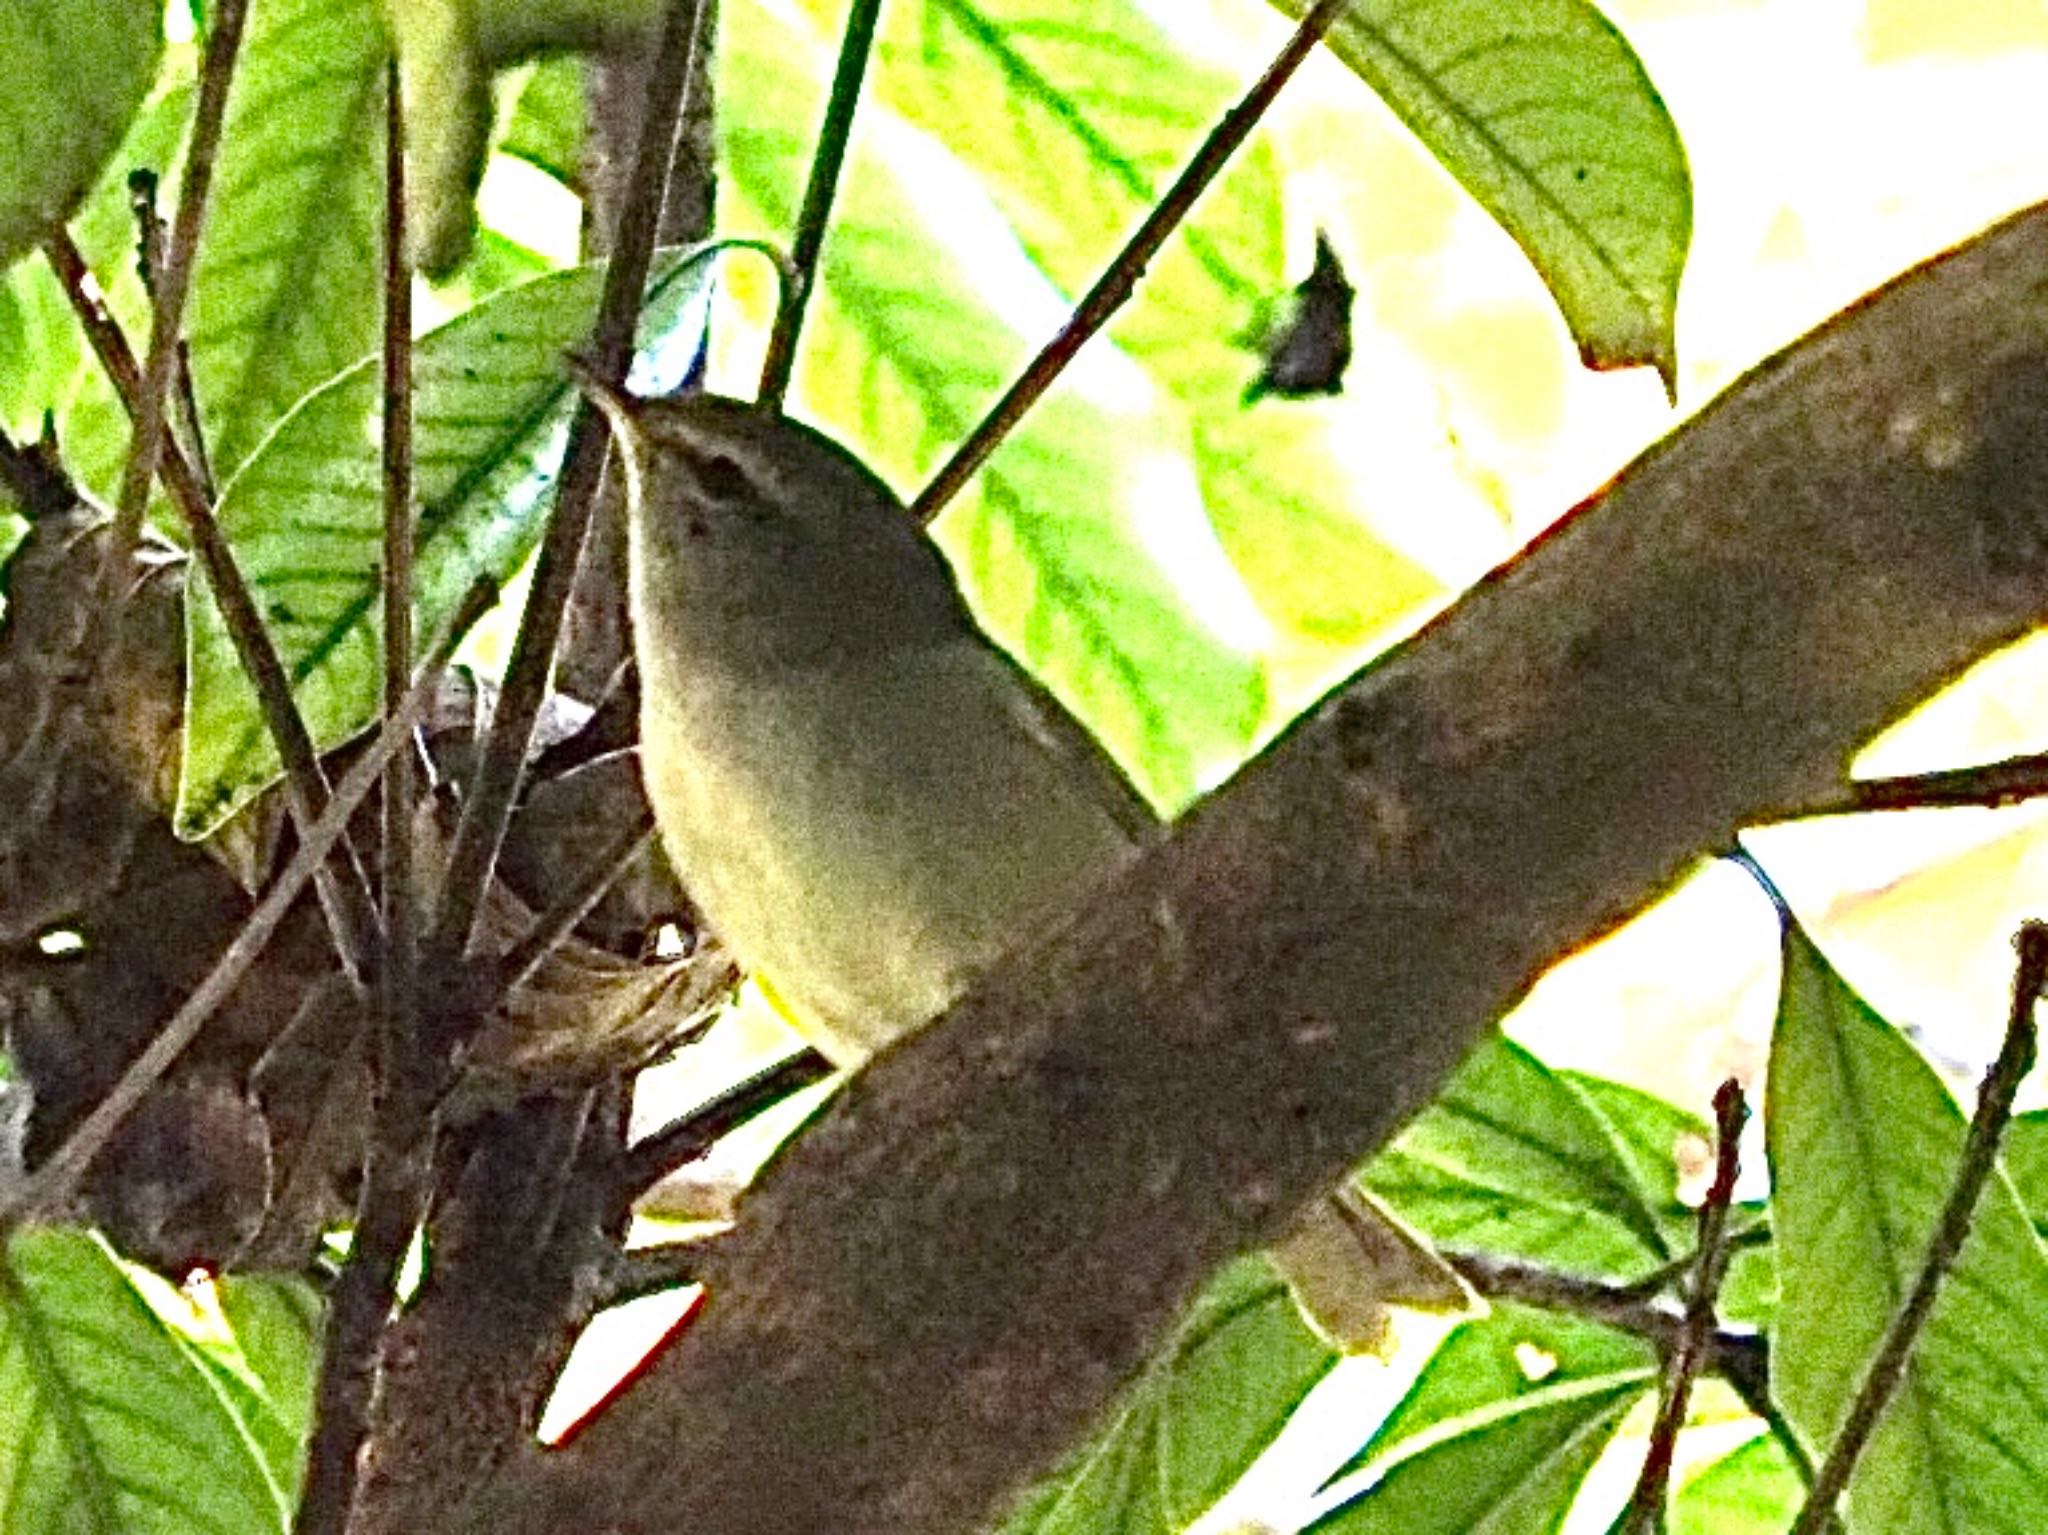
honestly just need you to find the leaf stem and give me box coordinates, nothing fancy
[1618,1079,1749,1535]
[756,0,883,410]
[42,226,378,980]
[434,0,714,961]
[109,0,247,565]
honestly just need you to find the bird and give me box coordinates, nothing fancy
[574,367,1465,1351]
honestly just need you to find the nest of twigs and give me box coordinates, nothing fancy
[0,485,734,1273]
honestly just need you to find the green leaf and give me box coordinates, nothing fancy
[176,249,714,837]
[858,0,1257,302]
[0,0,162,270]
[214,1275,321,1497]
[1,75,196,498]
[444,227,562,304]
[1999,1109,2048,1238]
[1669,1431,1804,1535]
[998,1256,1338,1535]
[185,0,387,479]
[499,54,585,190]
[1193,407,1442,669]
[1767,921,2048,1534]
[216,1277,320,1439]
[1336,1302,1653,1482]
[1306,1370,1648,1534]
[1714,1216,1777,1332]
[846,0,1439,679]
[1364,1036,1692,1279]
[0,1228,289,1533]
[1564,1071,1712,1208]
[1273,0,1690,389]
[1559,1070,1781,1325]
[719,0,1269,810]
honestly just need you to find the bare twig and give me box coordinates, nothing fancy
[1619,1079,1750,1535]
[379,51,422,1112]
[616,1050,835,1202]
[1779,749,2048,819]
[1789,922,2047,1535]
[43,229,380,982]
[1447,1247,1808,1485]
[43,228,143,400]
[494,812,658,995]
[109,0,248,565]
[0,583,491,1232]
[1456,1245,1818,1493]
[1616,1219,1771,1303]
[127,168,214,499]
[1444,1251,1768,1405]
[755,0,882,410]
[435,0,713,960]
[908,0,1350,524]
[293,82,429,1535]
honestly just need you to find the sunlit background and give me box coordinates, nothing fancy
[469,0,2048,1524]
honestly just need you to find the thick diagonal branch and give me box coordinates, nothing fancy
[448,201,2048,1535]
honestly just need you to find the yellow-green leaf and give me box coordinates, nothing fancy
[1274,0,1690,390]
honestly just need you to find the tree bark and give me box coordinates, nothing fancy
[445,200,2048,1535]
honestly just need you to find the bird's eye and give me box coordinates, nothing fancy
[695,452,753,504]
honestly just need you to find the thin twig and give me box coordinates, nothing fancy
[908,0,1350,524]
[1456,1244,1812,1483]
[379,52,421,1112]
[127,168,214,499]
[1789,921,2047,1535]
[42,229,142,400]
[299,81,428,1535]
[1619,1079,1750,1535]
[296,1135,428,1535]
[434,0,713,961]
[494,812,658,995]
[43,229,380,981]
[615,1050,836,1203]
[1443,1250,1770,1407]
[109,0,248,565]
[295,99,431,1529]
[66,11,365,966]
[1616,1219,1772,1303]
[1779,750,2048,819]
[755,0,882,410]
[0,584,490,1232]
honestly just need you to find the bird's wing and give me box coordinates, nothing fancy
[981,640,1166,849]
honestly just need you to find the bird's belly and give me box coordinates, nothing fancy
[639,660,1136,1064]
